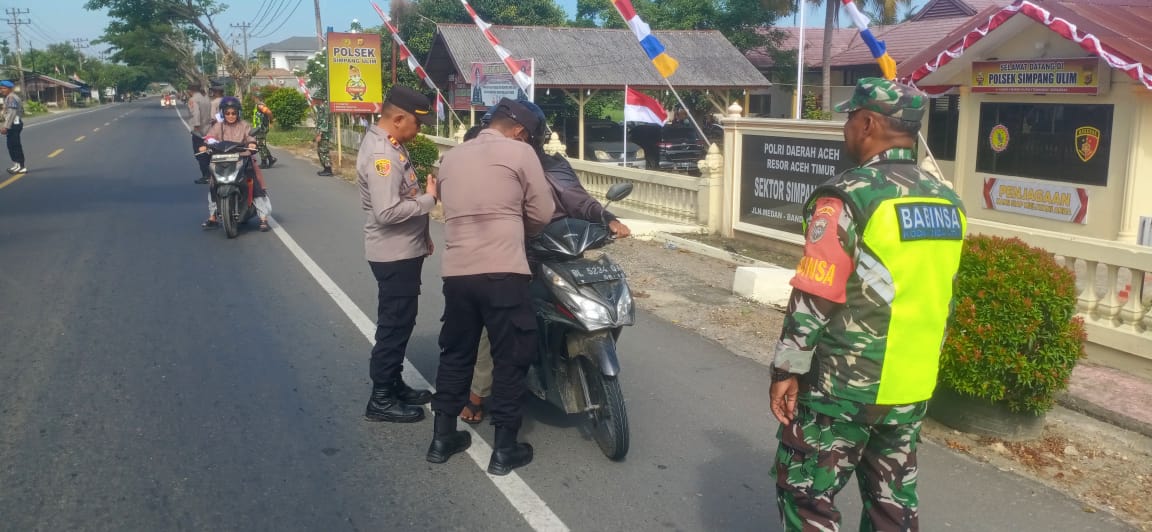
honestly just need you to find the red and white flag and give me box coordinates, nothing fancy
[624,87,667,125]
[458,0,533,95]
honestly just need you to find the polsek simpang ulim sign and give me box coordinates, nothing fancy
[739,135,854,235]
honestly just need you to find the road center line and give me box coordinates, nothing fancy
[0,173,25,190]
[75,136,86,142]
[267,218,570,532]
[93,127,100,132]
[48,149,63,158]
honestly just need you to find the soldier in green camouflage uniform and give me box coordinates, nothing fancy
[769,78,967,531]
[313,90,333,176]
[251,95,276,168]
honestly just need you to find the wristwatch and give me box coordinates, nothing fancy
[771,367,795,382]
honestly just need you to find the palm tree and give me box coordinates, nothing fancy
[806,0,912,113]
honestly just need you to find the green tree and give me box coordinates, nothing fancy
[84,0,257,95]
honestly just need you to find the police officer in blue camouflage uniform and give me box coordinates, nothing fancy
[769,78,967,532]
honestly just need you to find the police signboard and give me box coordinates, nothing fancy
[739,135,854,235]
[327,32,383,113]
[982,177,1089,224]
[972,58,1108,95]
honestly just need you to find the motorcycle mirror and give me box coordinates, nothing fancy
[605,183,633,203]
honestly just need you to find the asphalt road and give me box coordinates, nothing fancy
[0,100,1134,531]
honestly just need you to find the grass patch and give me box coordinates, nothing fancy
[267,126,316,148]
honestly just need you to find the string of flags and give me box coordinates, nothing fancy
[372,2,449,121]
[458,0,534,94]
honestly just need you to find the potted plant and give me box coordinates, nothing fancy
[929,235,1087,441]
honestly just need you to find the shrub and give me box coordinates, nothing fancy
[265,87,309,129]
[802,92,831,121]
[405,134,440,186]
[939,235,1086,415]
[242,85,279,122]
[25,100,48,115]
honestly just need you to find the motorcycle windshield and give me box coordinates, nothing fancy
[528,218,612,261]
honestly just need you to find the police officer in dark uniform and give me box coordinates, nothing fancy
[358,85,439,423]
[426,99,555,475]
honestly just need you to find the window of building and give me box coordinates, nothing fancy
[975,102,1112,186]
[927,95,959,160]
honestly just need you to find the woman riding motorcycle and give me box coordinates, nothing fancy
[199,96,273,232]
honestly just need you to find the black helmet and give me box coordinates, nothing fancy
[220,96,242,114]
[515,98,549,149]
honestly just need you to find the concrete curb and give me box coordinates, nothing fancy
[647,232,783,269]
[1056,392,1152,439]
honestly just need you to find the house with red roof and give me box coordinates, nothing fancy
[745,0,1010,118]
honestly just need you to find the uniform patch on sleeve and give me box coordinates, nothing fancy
[375,159,392,176]
[790,197,852,303]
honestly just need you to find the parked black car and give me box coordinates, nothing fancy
[657,125,707,173]
[564,120,646,168]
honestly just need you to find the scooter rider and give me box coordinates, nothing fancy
[199,96,272,232]
[459,99,632,425]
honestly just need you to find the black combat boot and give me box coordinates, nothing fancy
[317,166,333,176]
[364,383,425,423]
[426,412,471,464]
[487,426,533,476]
[266,156,277,168]
[258,159,269,169]
[393,377,432,405]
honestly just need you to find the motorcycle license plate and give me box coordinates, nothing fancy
[559,258,625,285]
[212,153,240,162]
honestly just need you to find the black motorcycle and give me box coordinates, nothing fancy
[526,183,635,460]
[200,141,257,239]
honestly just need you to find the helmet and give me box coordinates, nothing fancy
[220,96,242,114]
[515,98,549,149]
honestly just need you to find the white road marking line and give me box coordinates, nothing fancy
[48,149,63,158]
[93,127,100,132]
[75,136,86,142]
[266,218,570,532]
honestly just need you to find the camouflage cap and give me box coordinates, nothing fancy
[834,78,926,122]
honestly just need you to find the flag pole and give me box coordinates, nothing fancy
[794,0,806,119]
[662,78,708,141]
[623,84,628,168]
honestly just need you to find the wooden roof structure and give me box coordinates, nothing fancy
[425,24,770,91]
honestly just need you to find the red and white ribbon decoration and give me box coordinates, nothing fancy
[296,76,313,105]
[902,0,1152,91]
[372,3,452,117]
[458,0,533,94]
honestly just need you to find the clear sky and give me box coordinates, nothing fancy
[2,0,921,58]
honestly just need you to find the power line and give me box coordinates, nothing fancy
[252,0,304,39]
[251,0,289,35]
[4,8,29,94]
[249,0,276,28]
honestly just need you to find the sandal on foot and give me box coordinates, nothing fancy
[202,218,219,229]
[460,395,485,425]
[259,220,270,232]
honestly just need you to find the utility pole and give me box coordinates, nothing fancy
[5,8,30,96]
[72,37,89,72]
[230,22,251,64]
[313,0,323,51]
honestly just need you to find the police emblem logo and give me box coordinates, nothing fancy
[399,153,406,162]
[375,159,392,175]
[808,218,829,243]
[1075,126,1101,162]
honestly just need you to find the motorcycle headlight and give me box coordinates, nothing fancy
[594,150,610,161]
[615,284,635,326]
[634,148,645,159]
[542,265,629,330]
[213,162,241,184]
